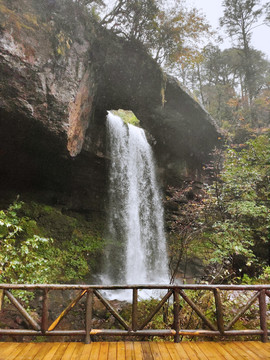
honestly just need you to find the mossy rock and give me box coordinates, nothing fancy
[15,200,106,283]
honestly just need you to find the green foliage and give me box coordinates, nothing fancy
[102,0,159,41]
[153,1,211,68]
[101,0,211,68]
[188,44,270,130]
[220,0,268,107]
[165,183,207,282]
[0,200,105,286]
[165,136,270,283]
[119,295,169,332]
[203,134,270,278]
[112,109,140,126]
[0,201,53,284]
[220,0,264,46]
[23,202,105,282]
[259,266,270,282]
[179,1,270,132]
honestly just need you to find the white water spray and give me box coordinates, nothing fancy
[104,112,169,285]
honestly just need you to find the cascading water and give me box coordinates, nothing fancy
[103,111,169,285]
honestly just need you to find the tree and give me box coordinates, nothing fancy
[220,0,264,104]
[165,183,207,283]
[203,134,270,280]
[191,46,238,125]
[265,1,270,25]
[151,1,211,68]
[101,0,158,39]
[188,44,270,131]
[100,0,211,68]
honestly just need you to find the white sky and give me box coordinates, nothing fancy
[191,0,270,59]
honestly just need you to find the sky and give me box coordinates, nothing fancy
[191,0,270,59]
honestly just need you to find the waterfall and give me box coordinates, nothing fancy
[104,111,169,285]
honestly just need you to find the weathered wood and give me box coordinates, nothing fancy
[50,343,69,360]
[195,342,225,360]
[29,342,55,360]
[0,328,268,337]
[99,342,109,360]
[188,342,209,360]
[141,342,153,359]
[125,342,134,360]
[48,290,87,331]
[0,329,42,335]
[246,340,270,358]
[4,290,40,331]
[0,289,3,311]
[177,329,264,336]
[133,342,143,360]
[94,289,131,331]
[89,329,176,337]
[183,342,210,360]
[89,342,100,360]
[2,283,270,290]
[165,342,187,360]
[209,343,236,360]
[173,288,180,343]
[107,342,117,360]
[214,288,224,335]
[236,342,262,359]
[132,288,138,331]
[41,289,49,334]
[41,343,63,360]
[1,342,270,360]
[9,343,35,359]
[117,342,125,360]
[179,289,217,331]
[1,283,270,342]
[85,289,93,344]
[139,290,173,330]
[225,291,259,331]
[259,289,268,343]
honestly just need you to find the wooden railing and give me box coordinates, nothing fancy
[0,284,269,343]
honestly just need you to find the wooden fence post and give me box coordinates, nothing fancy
[259,289,268,343]
[85,289,93,344]
[214,288,224,335]
[132,288,138,332]
[173,288,180,343]
[0,289,4,311]
[41,289,49,335]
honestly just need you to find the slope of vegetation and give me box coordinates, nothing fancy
[0,199,105,286]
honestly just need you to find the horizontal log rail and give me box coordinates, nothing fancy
[0,284,269,343]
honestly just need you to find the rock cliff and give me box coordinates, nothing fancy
[0,0,220,212]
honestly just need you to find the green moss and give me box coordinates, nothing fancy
[0,3,38,32]
[23,12,39,28]
[112,109,140,127]
[55,30,72,56]
[161,73,167,107]
[15,201,106,282]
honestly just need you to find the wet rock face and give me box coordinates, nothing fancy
[0,0,96,144]
[90,33,220,184]
[0,0,105,210]
[0,0,220,211]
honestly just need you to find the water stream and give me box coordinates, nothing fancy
[103,111,169,290]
